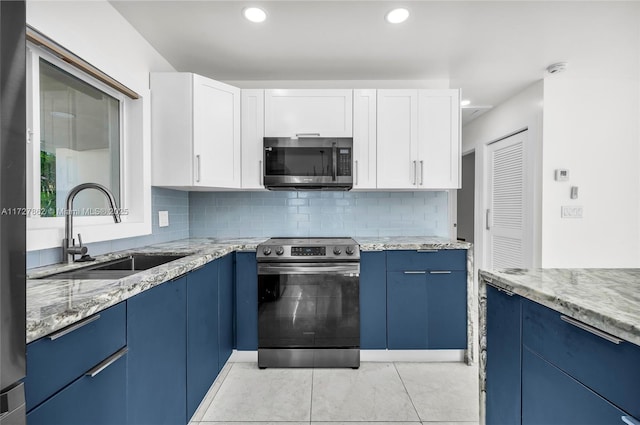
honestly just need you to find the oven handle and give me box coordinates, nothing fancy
[258,263,360,276]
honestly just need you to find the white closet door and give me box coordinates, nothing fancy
[486,131,530,269]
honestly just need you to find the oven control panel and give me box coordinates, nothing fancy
[292,246,326,256]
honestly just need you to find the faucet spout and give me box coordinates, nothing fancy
[63,183,121,263]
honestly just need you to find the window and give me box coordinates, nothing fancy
[38,58,122,217]
[28,45,125,219]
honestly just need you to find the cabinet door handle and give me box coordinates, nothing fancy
[560,315,624,345]
[429,270,452,274]
[295,133,320,137]
[485,209,491,230]
[622,416,640,425]
[354,160,359,186]
[195,155,201,182]
[259,160,263,186]
[420,160,424,186]
[404,271,426,274]
[48,314,101,341]
[485,280,515,296]
[417,249,438,253]
[85,347,128,378]
[412,160,418,185]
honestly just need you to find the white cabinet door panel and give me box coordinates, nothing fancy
[353,89,377,189]
[376,89,418,189]
[264,89,353,137]
[241,89,265,189]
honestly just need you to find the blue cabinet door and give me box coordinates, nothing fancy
[127,277,187,425]
[360,251,387,349]
[426,271,467,349]
[218,253,234,371]
[485,285,522,425]
[235,252,258,350]
[27,349,127,425]
[387,271,428,349]
[522,347,628,425]
[187,261,219,421]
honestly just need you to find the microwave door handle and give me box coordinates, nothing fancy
[332,143,337,181]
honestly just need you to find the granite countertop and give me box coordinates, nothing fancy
[27,236,471,343]
[479,268,640,346]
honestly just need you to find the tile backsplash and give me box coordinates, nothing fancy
[27,187,190,269]
[189,191,449,238]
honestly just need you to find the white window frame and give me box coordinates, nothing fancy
[27,43,152,251]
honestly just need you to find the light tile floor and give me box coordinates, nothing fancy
[190,361,479,425]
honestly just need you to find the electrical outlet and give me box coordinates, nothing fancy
[561,206,583,218]
[158,210,169,227]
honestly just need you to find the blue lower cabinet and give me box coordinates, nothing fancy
[235,252,258,350]
[486,285,522,425]
[218,253,234,371]
[27,347,127,425]
[187,261,219,421]
[127,277,187,425]
[522,348,628,424]
[425,271,467,349]
[387,271,429,349]
[360,251,387,349]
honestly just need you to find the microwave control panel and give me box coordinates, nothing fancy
[337,148,351,176]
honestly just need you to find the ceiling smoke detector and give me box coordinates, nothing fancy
[546,62,568,74]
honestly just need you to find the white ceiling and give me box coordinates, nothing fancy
[110,1,640,125]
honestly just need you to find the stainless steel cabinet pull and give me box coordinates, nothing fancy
[430,270,452,274]
[86,347,128,378]
[622,416,640,425]
[295,133,321,137]
[404,271,426,274]
[355,160,359,186]
[485,280,515,296]
[412,161,418,185]
[560,315,624,345]
[420,160,424,186]
[195,155,201,182]
[259,160,263,185]
[486,209,491,230]
[48,314,101,341]
[417,249,438,253]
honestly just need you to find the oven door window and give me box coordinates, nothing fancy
[264,147,334,177]
[258,273,359,348]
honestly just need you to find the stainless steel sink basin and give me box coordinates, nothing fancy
[37,254,187,280]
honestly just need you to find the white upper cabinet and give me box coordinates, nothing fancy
[418,89,461,189]
[377,89,460,189]
[377,90,419,189]
[352,89,377,189]
[264,89,353,137]
[241,89,266,190]
[151,73,241,189]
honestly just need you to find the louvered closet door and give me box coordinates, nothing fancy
[486,131,530,269]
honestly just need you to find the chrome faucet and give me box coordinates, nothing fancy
[63,183,122,263]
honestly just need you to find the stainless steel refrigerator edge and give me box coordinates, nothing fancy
[0,1,27,424]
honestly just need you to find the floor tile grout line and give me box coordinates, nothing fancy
[392,362,422,422]
[196,361,235,421]
[309,367,315,424]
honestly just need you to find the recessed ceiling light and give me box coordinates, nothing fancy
[460,99,471,107]
[385,8,410,24]
[243,7,267,23]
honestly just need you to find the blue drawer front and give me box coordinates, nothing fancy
[523,299,640,419]
[27,349,127,425]
[386,249,466,271]
[522,348,628,424]
[360,251,387,349]
[25,302,126,411]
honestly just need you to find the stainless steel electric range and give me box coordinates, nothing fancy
[256,237,360,368]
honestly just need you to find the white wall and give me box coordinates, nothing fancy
[541,77,640,267]
[26,0,176,250]
[462,81,544,270]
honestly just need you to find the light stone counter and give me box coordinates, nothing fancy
[27,236,473,356]
[478,268,640,423]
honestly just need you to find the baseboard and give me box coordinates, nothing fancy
[230,349,466,363]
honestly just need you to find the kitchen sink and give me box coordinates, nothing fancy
[37,254,188,280]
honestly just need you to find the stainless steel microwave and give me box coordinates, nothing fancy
[263,137,353,190]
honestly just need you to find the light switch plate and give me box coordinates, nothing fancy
[561,206,583,218]
[158,210,169,227]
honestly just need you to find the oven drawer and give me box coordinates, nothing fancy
[386,249,466,272]
[522,299,640,419]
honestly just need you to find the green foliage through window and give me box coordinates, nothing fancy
[40,150,56,217]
